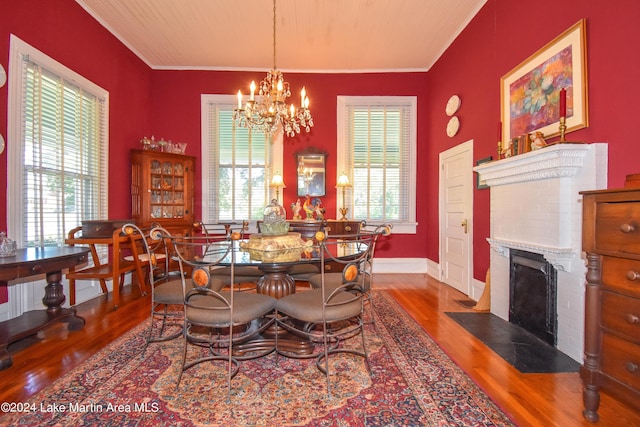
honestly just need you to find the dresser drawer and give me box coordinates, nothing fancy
[601,333,640,391]
[595,202,640,254]
[326,220,362,236]
[601,256,640,298]
[601,291,640,340]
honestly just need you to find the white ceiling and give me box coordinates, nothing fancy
[75,0,487,73]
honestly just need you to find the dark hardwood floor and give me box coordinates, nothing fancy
[1,273,638,426]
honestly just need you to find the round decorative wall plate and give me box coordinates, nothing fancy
[446,116,460,137]
[0,134,4,154]
[0,64,6,88]
[445,95,461,116]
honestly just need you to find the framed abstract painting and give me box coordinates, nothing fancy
[500,19,588,141]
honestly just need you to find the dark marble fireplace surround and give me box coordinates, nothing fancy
[509,249,557,346]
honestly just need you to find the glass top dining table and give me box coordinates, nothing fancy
[192,234,370,299]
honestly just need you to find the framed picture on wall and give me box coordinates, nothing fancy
[296,147,326,197]
[500,19,588,141]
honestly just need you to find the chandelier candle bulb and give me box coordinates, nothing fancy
[237,91,242,109]
[301,87,306,106]
[250,81,256,101]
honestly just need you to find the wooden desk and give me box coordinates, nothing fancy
[65,227,147,309]
[0,246,90,370]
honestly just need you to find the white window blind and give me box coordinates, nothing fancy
[337,96,417,234]
[201,95,278,223]
[8,35,109,248]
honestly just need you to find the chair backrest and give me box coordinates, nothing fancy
[194,221,249,240]
[122,223,173,286]
[318,223,392,293]
[157,223,247,291]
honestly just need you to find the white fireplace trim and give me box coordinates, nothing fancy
[488,238,577,272]
[475,143,608,362]
[475,144,592,187]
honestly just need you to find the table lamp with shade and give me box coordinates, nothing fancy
[336,173,352,220]
[270,172,286,204]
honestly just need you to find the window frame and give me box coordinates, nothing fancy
[7,34,109,247]
[336,96,417,234]
[200,94,283,231]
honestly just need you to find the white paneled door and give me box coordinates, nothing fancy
[439,140,473,296]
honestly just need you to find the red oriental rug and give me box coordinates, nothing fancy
[1,292,515,426]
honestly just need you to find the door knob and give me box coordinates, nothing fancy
[461,219,468,234]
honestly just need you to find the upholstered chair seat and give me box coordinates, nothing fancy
[276,288,361,323]
[152,276,224,306]
[186,291,276,325]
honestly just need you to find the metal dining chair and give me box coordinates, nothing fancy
[307,223,392,325]
[274,225,390,398]
[162,225,277,399]
[122,223,205,357]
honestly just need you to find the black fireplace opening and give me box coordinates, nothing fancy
[509,249,558,346]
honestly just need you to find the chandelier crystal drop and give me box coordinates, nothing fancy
[233,0,313,137]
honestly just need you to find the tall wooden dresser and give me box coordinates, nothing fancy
[131,149,195,235]
[581,186,640,422]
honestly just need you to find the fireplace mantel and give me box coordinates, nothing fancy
[488,237,576,272]
[474,143,593,187]
[476,142,607,362]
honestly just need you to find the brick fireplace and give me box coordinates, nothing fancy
[474,143,607,362]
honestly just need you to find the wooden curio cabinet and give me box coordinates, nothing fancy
[131,149,195,234]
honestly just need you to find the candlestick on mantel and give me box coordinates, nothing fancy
[497,121,503,159]
[559,88,567,142]
[559,88,566,118]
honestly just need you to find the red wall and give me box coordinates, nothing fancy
[149,71,429,258]
[425,0,640,279]
[2,0,640,306]
[0,0,152,303]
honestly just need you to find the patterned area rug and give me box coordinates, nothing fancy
[1,292,514,426]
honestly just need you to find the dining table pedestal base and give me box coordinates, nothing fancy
[256,264,296,299]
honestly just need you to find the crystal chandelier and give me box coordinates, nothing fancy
[233,0,313,137]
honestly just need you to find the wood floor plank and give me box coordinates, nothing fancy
[0,273,638,426]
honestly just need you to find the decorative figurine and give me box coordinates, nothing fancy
[291,198,302,220]
[312,198,325,220]
[531,132,546,150]
[303,195,314,220]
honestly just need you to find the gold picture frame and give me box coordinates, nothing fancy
[500,19,588,141]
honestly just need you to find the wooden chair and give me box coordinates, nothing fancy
[65,226,146,309]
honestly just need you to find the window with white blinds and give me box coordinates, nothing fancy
[201,95,278,224]
[337,96,417,234]
[8,35,109,248]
